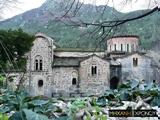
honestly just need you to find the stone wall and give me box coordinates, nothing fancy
[26,33,55,96]
[52,67,79,97]
[6,72,28,90]
[79,55,110,96]
[27,37,53,72]
[117,53,154,83]
[28,71,54,96]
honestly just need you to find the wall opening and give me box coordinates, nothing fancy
[133,58,138,67]
[38,80,43,87]
[127,44,129,52]
[35,60,38,70]
[35,55,43,71]
[91,66,97,75]
[121,44,123,51]
[39,60,43,70]
[72,78,77,85]
[153,79,156,83]
[131,44,135,51]
[114,44,116,51]
[110,77,119,89]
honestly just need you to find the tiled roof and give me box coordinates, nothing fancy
[55,48,105,52]
[52,57,86,67]
[107,35,139,39]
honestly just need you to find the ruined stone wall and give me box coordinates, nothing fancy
[79,56,110,96]
[6,72,28,91]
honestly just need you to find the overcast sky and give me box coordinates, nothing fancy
[2,0,160,20]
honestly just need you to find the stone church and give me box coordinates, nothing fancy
[15,33,159,97]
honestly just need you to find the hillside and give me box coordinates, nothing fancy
[0,0,159,49]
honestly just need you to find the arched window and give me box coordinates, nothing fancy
[127,44,129,52]
[121,44,123,51]
[133,58,138,67]
[114,44,116,51]
[131,44,135,51]
[40,60,43,70]
[35,59,38,70]
[91,66,97,75]
[35,56,43,71]
[38,80,43,87]
[72,78,77,85]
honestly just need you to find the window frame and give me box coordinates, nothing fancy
[34,55,43,71]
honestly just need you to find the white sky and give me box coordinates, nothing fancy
[2,0,160,20]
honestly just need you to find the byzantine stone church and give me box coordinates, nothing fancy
[21,33,159,97]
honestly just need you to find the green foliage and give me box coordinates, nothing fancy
[96,96,107,107]
[23,109,49,120]
[0,89,54,119]
[0,74,5,86]
[102,80,160,106]
[0,29,34,71]
[0,113,9,120]
[0,79,160,119]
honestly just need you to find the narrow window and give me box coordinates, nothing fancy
[121,44,123,51]
[133,58,138,67]
[52,93,54,97]
[132,44,134,51]
[127,44,129,52]
[35,59,38,70]
[39,60,43,71]
[114,44,116,51]
[72,78,77,85]
[110,45,111,51]
[38,80,43,87]
[91,66,97,75]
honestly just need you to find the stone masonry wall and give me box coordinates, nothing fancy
[79,56,110,96]
[52,67,79,97]
[117,53,154,83]
[27,34,54,96]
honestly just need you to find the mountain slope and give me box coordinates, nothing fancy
[0,0,159,49]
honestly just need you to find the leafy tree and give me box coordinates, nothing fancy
[0,28,34,71]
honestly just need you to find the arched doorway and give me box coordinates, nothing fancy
[110,77,119,89]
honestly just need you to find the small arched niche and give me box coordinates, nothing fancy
[38,80,43,87]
